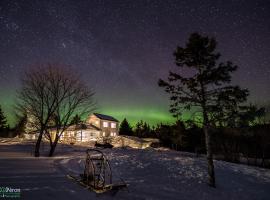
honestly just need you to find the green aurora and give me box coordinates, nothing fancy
[98,107,175,126]
[0,78,197,128]
[0,88,179,127]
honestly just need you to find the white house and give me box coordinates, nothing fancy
[24,113,119,143]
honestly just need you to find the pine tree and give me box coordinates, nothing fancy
[238,104,266,127]
[0,105,8,134]
[134,121,152,138]
[158,33,248,187]
[134,120,144,137]
[14,114,27,136]
[119,118,133,136]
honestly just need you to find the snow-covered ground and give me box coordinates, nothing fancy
[1,137,270,199]
[59,148,270,200]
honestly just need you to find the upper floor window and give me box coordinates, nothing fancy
[111,123,116,128]
[103,122,108,127]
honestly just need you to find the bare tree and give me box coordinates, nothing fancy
[17,65,58,156]
[46,67,95,156]
[17,64,95,157]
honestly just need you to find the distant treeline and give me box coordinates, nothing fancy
[119,118,270,168]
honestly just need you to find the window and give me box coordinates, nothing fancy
[111,123,116,128]
[103,132,106,137]
[103,122,108,127]
[110,132,116,136]
[95,120,99,125]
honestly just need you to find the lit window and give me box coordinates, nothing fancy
[110,132,116,136]
[111,123,116,128]
[95,120,99,125]
[103,132,106,137]
[103,122,108,127]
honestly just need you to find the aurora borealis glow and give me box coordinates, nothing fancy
[0,0,270,127]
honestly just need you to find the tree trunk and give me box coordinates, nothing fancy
[49,136,59,157]
[200,79,216,187]
[34,130,43,157]
[203,124,216,187]
[201,102,216,187]
[48,143,56,157]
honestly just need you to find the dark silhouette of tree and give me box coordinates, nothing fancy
[155,121,188,150]
[238,104,266,127]
[155,124,172,147]
[17,65,60,156]
[173,120,188,149]
[70,114,82,125]
[158,33,248,187]
[17,64,95,157]
[134,120,151,138]
[119,118,133,136]
[14,113,27,137]
[134,120,143,137]
[0,105,9,136]
[209,86,249,127]
[46,66,95,157]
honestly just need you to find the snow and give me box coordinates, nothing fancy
[1,137,270,199]
[58,147,270,200]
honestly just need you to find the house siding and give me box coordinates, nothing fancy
[88,114,119,137]
[88,115,101,128]
[25,113,119,143]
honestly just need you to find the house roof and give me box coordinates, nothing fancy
[93,113,119,122]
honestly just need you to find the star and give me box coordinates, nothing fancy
[0,0,269,126]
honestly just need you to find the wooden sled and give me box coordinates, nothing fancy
[67,148,127,194]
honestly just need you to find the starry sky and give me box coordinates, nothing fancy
[0,0,269,127]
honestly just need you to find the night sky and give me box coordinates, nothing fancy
[0,0,269,126]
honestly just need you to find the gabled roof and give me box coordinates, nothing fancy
[93,113,119,122]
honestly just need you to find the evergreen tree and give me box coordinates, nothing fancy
[209,85,249,127]
[141,122,151,138]
[155,121,188,150]
[14,114,27,136]
[119,118,133,136]
[134,120,152,138]
[173,120,188,149]
[238,104,266,127]
[134,120,143,137]
[158,33,248,187]
[0,105,9,135]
